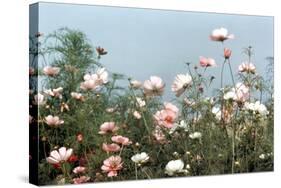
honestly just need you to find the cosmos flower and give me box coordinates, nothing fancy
[189,132,202,139]
[143,76,165,96]
[111,135,132,145]
[133,111,142,119]
[73,166,86,174]
[131,152,149,164]
[101,156,123,177]
[244,101,269,116]
[102,143,121,152]
[72,176,90,184]
[130,80,142,89]
[46,147,73,164]
[96,46,108,57]
[165,159,185,176]
[152,126,166,143]
[71,92,84,101]
[224,48,232,59]
[94,68,109,85]
[210,27,234,42]
[43,66,60,76]
[136,97,146,107]
[199,56,216,67]
[238,62,256,74]
[154,102,179,128]
[44,87,63,99]
[45,115,64,127]
[224,83,249,103]
[98,122,118,135]
[34,93,45,105]
[172,73,192,97]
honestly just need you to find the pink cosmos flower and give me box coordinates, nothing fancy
[71,92,84,101]
[80,74,99,91]
[143,76,165,96]
[130,80,142,89]
[101,156,123,177]
[102,143,121,152]
[238,62,256,74]
[43,66,60,76]
[73,166,86,174]
[111,135,132,145]
[154,102,179,128]
[98,122,118,135]
[210,27,234,42]
[46,147,73,164]
[171,74,192,97]
[44,87,63,99]
[45,115,64,127]
[72,176,90,184]
[224,48,232,59]
[199,56,216,67]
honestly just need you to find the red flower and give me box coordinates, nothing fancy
[68,155,78,163]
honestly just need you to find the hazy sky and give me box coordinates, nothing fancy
[37,2,274,100]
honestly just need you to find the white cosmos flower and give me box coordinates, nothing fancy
[259,154,266,160]
[165,159,185,176]
[45,115,64,127]
[130,80,142,89]
[133,111,142,119]
[189,132,202,139]
[95,67,109,85]
[244,101,269,116]
[46,147,73,164]
[212,106,221,120]
[143,76,165,96]
[169,120,188,134]
[136,97,146,107]
[34,93,45,105]
[172,74,192,97]
[210,27,234,42]
[131,152,149,164]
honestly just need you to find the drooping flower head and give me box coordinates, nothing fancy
[46,147,73,164]
[143,76,165,96]
[210,27,234,42]
[172,73,192,97]
[101,156,123,177]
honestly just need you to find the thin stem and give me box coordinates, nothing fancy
[135,163,138,180]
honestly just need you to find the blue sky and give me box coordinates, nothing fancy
[38,2,273,100]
